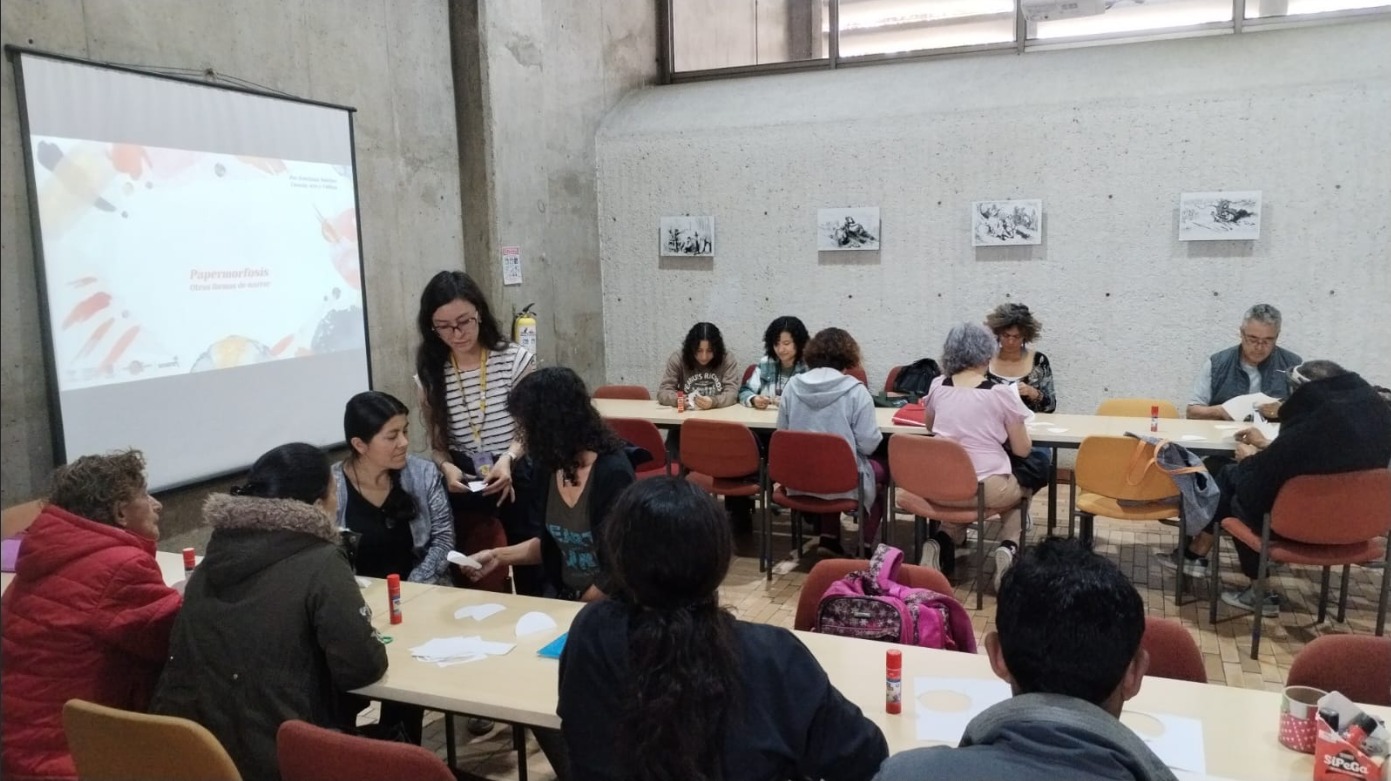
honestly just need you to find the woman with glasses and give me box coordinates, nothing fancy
[985,303,1055,414]
[415,271,538,591]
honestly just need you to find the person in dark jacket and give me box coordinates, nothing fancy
[560,477,888,781]
[151,443,388,781]
[2,450,181,781]
[876,538,1176,781]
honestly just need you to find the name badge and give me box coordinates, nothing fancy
[470,451,495,478]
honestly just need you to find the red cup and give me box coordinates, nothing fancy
[1279,685,1326,753]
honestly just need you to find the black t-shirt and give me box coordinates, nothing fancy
[343,481,416,579]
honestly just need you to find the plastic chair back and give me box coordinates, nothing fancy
[897,562,952,595]
[1141,617,1206,683]
[593,384,650,400]
[889,434,978,504]
[607,418,669,473]
[1287,635,1391,707]
[1074,436,1178,502]
[884,365,904,395]
[742,364,757,384]
[277,720,454,781]
[2,499,44,540]
[679,419,760,479]
[768,430,858,496]
[845,366,868,386]
[1095,398,1180,419]
[63,699,242,781]
[1270,469,1391,545]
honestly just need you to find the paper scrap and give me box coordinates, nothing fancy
[454,603,505,621]
[1120,710,1207,774]
[1213,424,1241,431]
[1046,427,1068,433]
[355,577,370,589]
[1220,392,1277,423]
[447,551,483,570]
[409,635,516,664]
[913,677,1011,743]
[467,480,488,493]
[516,611,558,638]
[1179,435,1206,442]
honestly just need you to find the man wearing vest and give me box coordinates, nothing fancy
[1186,303,1301,421]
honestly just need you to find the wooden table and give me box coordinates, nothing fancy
[348,587,1378,781]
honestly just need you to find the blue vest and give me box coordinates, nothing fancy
[1207,344,1302,406]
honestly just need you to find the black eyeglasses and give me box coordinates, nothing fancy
[433,316,480,336]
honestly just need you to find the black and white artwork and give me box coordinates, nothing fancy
[659,216,715,256]
[1179,191,1261,241]
[817,207,880,251]
[972,200,1043,246]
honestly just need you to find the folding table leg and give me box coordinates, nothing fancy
[445,714,458,769]
[514,725,528,781]
[1046,446,1059,535]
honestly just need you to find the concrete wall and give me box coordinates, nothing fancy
[454,0,658,387]
[0,0,464,528]
[596,21,1391,412]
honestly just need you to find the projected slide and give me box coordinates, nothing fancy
[31,136,363,392]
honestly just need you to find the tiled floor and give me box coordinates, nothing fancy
[399,491,1388,780]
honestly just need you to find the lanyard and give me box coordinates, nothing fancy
[450,349,489,447]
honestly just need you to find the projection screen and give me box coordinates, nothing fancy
[13,50,371,490]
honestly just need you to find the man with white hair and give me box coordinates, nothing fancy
[1186,304,1301,421]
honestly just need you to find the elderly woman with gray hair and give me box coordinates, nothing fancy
[920,322,1034,591]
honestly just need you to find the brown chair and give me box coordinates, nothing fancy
[680,419,766,568]
[1287,635,1391,707]
[63,699,242,781]
[1141,617,1206,683]
[593,384,650,400]
[769,430,865,570]
[1069,436,1191,604]
[884,365,904,395]
[793,557,954,631]
[1210,469,1391,659]
[845,366,869,386]
[277,720,454,781]
[2,499,44,540]
[1095,398,1181,419]
[890,434,1028,610]
[608,417,676,478]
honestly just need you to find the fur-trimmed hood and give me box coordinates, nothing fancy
[198,494,343,591]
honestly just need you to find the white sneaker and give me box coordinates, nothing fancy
[993,546,1014,594]
[840,514,860,534]
[919,539,941,571]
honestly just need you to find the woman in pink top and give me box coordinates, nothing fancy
[922,322,1034,592]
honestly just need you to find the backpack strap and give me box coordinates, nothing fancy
[867,543,903,593]
[1151,442,1207,476]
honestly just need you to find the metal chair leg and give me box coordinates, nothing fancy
[913,516,925,564]
[1208,524,1222,625]
[1379,540,1391,636]
[976,486,987,610]
[445,714,458,770]
[1175,526,1188,608]
[1249,518,1275,660]
[1337,564,1351,623]
[1318,567,1331,624]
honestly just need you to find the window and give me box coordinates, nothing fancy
[838,0,1016,58]
[1030,0,1233,41]
[672,0,831,72]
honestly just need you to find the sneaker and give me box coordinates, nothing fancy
[993,545,1014,594]
[1155,548,1209,579]
[919,539,941,571]
[1220,586,1280,618]
[466,717,494,736]
[840,514,860,534]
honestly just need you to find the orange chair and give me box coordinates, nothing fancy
[1287,635,1391,707]
[884,365,904,395]
[845,366,868,386]
[277,720,454,781]
[608,417,675,478]
[593,384,650,400]
[1095,398,1181,419]
[793,557,953,631]
[1210,469,1391,660]
[768,431,865,573]
[680,419,766,566]
[63,699,242,781]
[1141,617,1206,683]
[890,434,1028,610]
[2,499,44,540]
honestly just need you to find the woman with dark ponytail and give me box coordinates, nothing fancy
[558,478,887,781]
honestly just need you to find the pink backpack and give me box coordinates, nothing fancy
[815,544,977,653]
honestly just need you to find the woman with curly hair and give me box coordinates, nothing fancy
[657,321,741,410]
[3,450,182,780]
[465,366,635,602]
[739,315,810,409]
[559,477,887,781]
[985,302,1056,413]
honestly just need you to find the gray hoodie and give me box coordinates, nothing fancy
[777,367,883,511]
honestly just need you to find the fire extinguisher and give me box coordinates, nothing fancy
[513,304,538,354]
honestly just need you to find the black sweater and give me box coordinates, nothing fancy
[558,598,889,781]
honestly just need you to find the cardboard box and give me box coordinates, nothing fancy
[1315,692,1388,781]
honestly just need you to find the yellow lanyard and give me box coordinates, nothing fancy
[450,349,489,447]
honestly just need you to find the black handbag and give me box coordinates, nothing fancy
[1009,446,1052,492]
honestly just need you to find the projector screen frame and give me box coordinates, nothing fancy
[6,45,375,491]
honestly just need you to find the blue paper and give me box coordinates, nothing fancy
[537,632,568,659]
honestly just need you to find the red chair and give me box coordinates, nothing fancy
[769,430,865,572]
[845,366,868,386]
[742,364,757,385]
[277,720,454,781]
[1141,617,1206,683]
[680,419,766,566]
[890,434,1028,610]
[884,365,904,395]
[1209,469,1391,659]
[608,417,675,478]
[1287,635,1391,707]
[593,384,650,400]
[793,557,953,631]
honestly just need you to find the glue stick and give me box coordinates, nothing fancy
[676,392,687,413]
[387,574,403,625]
[886,649,903,714]
[1149,405,1159,433]
[182,547,197,578]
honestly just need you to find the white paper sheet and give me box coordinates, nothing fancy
[913,677,1011,743]
[1220,393,1277,423]
[467,480,488,493]
[1120,710,1207,774]
[516,611,558,637]
[446,551,483,570]
[409,635,516,664]
[454,603,505,621]
[1179,435,1207,442]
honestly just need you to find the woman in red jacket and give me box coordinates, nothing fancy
[1,450,182,780]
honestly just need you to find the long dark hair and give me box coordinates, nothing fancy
[233,443,331,504]
[343,391,418,523]
[681,322,726,372]
[414,270,510,452]
[604,477,739,781]
[508,367,623,484]
[762,315,809,363]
